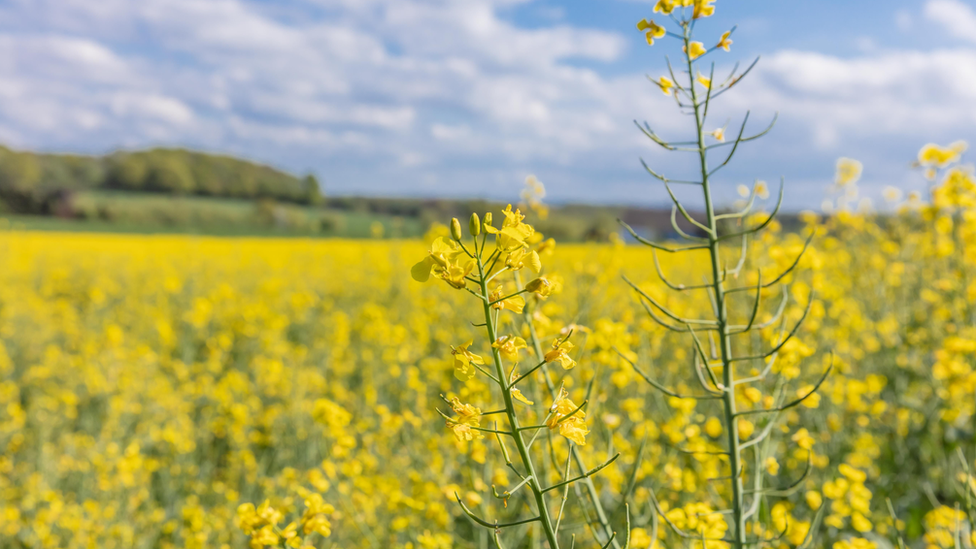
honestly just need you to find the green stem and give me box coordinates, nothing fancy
[684,24,746,549]
[515,272,621,549]
[477,253,560,549]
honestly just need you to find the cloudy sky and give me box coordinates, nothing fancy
[0,0,973,208]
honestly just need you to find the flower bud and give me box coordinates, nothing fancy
[469,213,480,237]
[450,218,462,241]
[483,212,493,228]
[525,277,554,297]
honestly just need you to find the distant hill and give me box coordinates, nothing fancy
[0,145,321,214]
[0,145,802,239]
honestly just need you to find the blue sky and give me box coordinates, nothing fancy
[0,0,974,209]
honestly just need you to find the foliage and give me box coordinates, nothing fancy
[0,146,320,213]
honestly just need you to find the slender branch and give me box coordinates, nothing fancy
[730,271,762,335]
[729,294,813,362]
[640,157,703,186]
[623,275,718,327]
[542,454,620,494]
[618,219,710,253]
[734,361,833,418]
[454,494,541,529]
[615,347,722,399]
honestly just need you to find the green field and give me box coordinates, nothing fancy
[23,190,425,238]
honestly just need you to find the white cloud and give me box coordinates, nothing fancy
[925,0,976,43]
[733,48,976,137]
[0,0,969,206]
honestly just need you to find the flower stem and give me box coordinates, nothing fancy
[684,23,746,549]
[477,252,560,549]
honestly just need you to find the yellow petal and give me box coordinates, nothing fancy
[410,258,433,282]
[511,388,534,406]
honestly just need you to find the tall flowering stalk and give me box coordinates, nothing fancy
[413,209,621,548]
[621,2,829,548]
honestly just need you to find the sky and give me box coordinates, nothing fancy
[0,0,974,209]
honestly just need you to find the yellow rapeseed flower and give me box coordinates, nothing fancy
[508,370,535,406]
[546,387,589,445]
[637,19,667,46]
[658,76,675,96]
[493,335,527,362]
[697,71,711,89]
[446,397,483,442]
[653,0,677,14]
[525,277,555,297]
[835,157,863,186]
[451,341,484,381]
[693,0,715,19]
[918,141,967,168]
[489,286,525,314]
[717,30,733,51]
[684,41,706,60]
[544,338,577,370]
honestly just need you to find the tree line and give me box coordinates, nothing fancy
[0,145,322,212]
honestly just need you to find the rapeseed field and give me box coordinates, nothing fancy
[4,3,976,549]
[0,173,975,549]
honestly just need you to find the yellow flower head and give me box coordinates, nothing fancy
[693,0,715,18]
[697,71,711,89]
[838,463,867,483]
[792,428,815,450]
[755,180,769,200]
[493,335,527,362]
[835,157,863,186]
[805,490,823,510]
[505,247,542,273]
[717,30,733,51]
[525,277,555,297]
[300,494,335,537]
[489,285,525,314]
[637,18,667,46]
[509,370,535,406]
[441,259,475,289]
[918,140,967,168]
[411,236,475,289]
[684,41,706,60]
[710,127,725,142]
[544,338,576,370]
[653,0,677,14]
[485,205,535,252]
[546,387,589,445]
[658,76,675,96]
[446,397,483,442]
[451,341,484,381]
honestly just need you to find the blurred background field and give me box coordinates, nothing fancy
[1,194,975,548]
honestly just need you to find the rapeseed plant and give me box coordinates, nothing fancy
[412,206,623,548]
[621,2,829,548]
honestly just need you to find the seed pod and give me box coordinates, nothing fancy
[469,213,481,237]
[450,218,462,241]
